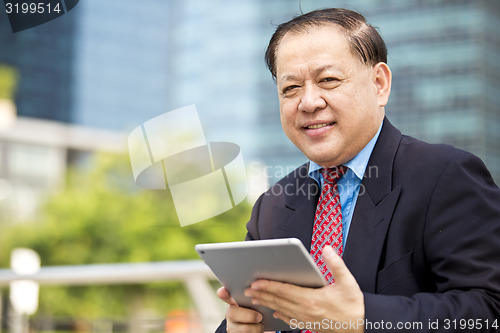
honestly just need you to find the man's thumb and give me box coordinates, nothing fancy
[216,286,238,306]
[322,245,349,283]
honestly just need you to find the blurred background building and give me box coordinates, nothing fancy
[1,0,499,199]
[0,0,499,328]
[1,0,499,197]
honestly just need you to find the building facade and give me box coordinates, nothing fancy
[0,0,499,210]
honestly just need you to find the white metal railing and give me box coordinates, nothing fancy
[0,260,223,333]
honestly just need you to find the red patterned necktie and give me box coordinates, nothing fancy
[310,166,347,283]
[302,167,347,333]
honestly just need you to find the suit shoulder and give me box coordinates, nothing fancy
[398,134,484,168]
[394,134,497,187]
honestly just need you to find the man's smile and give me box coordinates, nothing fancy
[305,121,336,129]
[302,121,337,137]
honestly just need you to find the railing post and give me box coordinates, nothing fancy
[184,276,223,333]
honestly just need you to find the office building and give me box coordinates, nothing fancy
[0,0,499,213]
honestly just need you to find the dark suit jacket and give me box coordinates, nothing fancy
[216,119,500,332]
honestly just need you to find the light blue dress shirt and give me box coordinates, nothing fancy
[307,122,383,247]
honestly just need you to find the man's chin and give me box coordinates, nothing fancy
[307,155,342,168]
[305,148,355,168]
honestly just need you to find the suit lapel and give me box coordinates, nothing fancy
[276,164,320,251]
[343,119,402,293]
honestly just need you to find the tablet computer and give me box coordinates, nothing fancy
[195,238,327,331]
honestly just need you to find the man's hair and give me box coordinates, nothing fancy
[265,8,388,81]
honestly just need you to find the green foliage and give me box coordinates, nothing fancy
[0,153,250,318]
[0,64,19,100]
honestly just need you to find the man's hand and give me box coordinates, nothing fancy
[244,246,365,333]
[217,286,272,333]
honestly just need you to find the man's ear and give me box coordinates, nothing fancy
[373,62,392,107]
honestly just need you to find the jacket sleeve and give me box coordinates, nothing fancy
[215,319,227,333]
[364,152,500,332]
[245,192,264,241]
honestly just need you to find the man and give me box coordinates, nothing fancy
[216,8,500,333]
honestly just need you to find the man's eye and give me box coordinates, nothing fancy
[282,85,300,94]
[321,77,339,82]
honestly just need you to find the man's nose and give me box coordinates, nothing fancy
[298,85,327,113]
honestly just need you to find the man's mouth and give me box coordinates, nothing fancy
[305,122,335,129]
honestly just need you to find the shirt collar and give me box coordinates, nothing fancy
[308,121,383,183]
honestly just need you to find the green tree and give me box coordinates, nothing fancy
[0,64,19,100]
[0,153,250,319]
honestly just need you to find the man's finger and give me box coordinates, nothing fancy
[322,245,351,283]
[216,286,238,306]
[251,279,304,297]
[247,281,310,320]
[227,304,263,324]
[250,280,306,306]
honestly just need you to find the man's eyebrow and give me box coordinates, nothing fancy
[278,73,300,83]
[278,65,341,83]
[312,65,340,76]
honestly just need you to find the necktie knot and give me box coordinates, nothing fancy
[321,166,347,184]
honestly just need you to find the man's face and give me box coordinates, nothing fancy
[275,24,387,167]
